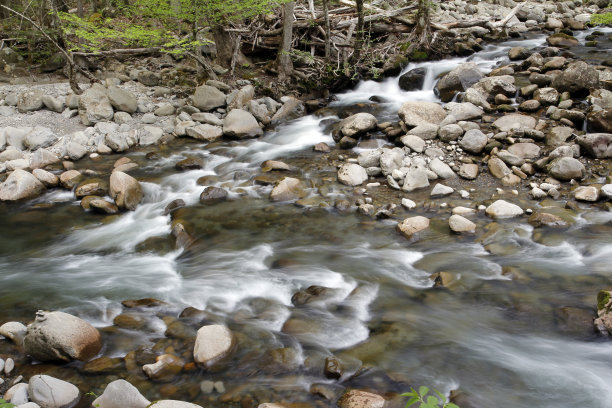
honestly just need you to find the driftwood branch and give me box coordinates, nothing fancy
[491,2,523,28]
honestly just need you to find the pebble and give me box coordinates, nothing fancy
[5,357,14,375]
[401,198,416,210]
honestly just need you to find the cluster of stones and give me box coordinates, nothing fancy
[1,301,389,408]
[0,74,305,210]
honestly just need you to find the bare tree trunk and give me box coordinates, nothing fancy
[77,0,84,17]
[212,24,233,67]
[323,0,331,59]
[412,0,431,50]
[352,0,364,62]
[277,1,294,82]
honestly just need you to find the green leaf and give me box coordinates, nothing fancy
[399,392,417,397]
[426,396,439,405]
[445,403,460,408]
[434,389,447,403]
[419,386,430,397]
[404,396,420,407]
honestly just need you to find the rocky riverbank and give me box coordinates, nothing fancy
[1,1,612,407]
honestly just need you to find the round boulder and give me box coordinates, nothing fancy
[399,67,427,91]
[435,62,483,102]
[192,85,226,111]
[223,109,263,139]
[339,113,377,137]
[109,171,143,211]
[459,129,487,154]
[485,200,524,219]
[0,169,46,201]
[24,311,102,362]
[29,375,80,408]
[337,163,368,186]
[548,157,585,181]
[399,102,447,127]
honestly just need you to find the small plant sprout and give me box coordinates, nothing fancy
[400,386,460,408]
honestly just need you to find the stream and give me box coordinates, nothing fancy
[1,28,612,407]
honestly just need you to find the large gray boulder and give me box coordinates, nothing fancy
[29,375,80,408]
[551,61,599,94]
[472,75,516,102]
[109,171,143,211]
[270,97,305,127]
[379,148,404,176]
[223,109,263,139]
[107,86,137,113]
[444,102,483,121]
[24,310,102,362]
[548,157,585,181]
[459,129,487,154]
[435,63,484,102]
[576,133,612,158]
[0,321,27,346]
[193,325,234,365]
[493,114,536,132]
[186,124,223,142]
[227,84,255,110]
[398,102,446,127]
[17,89,44,113]
[0,169,46,201]
[92,380,150,408]
[399,67,427,91]
[338,163,368,186]
[192,85,226,111]
[339,113,377,137]
[79,84,114,126]
[139,126,164,146]
[23,127,58,151]
[402,167,429,192]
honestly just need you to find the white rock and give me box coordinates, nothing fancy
[337,163,368,186]
[485,200,524,219]
[429,158,456,179]
[29,375,80,408]
[339,112,377,137]
[396,216,430,238]
[4,357,14,375]
[430,183,454,197]
[402,167,430,192]
[601,184,612,199]
[530,187,547,199]
[148,401,203,408]
[573,186,600,202]
[452,206,476,216]
[449,214,476,233]
[400,135,426,152]
[357,149,382,168]
[193,325,234,365]
[5,383,28,405]
[93,380,150,408]
[401,198,416,210]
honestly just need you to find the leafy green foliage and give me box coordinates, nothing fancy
[401,386,460,408]
[589,1,612,25]
[589,11,612,26]
[56,0,286,54]
[0,398,16,408]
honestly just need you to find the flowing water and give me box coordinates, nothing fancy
[1,29,612,407]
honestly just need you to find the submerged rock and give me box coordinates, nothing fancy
[270,177,306,201]
[193,324,235,365]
